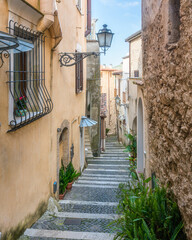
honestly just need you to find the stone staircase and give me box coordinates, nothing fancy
[84,127,93,158]
[19,136,130,240]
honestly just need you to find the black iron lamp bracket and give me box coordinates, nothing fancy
[59,52,102,67]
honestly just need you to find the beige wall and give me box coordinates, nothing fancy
[127,35,142,135]
[130,36,142,78]
[100,68,116,135]
[0,0,87,238]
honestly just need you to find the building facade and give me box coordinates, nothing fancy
[86,22,101,156]
[0,0,90,238]
[125,31,142,136]
[142,0,192,238]
[100,66,116,136]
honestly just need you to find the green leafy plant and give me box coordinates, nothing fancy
[124,132,137,178]
[111,176,186,240]
[59,165,68,194]
[65,162,81,183]
[16,96,27,110]
[124,132,137,158]
[106,128,110,136]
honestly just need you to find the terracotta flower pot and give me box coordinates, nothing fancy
[66,181,73,190]
[59,189,66,199]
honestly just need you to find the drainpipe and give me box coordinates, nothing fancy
[37,0,55,32]
[85,0,91,37]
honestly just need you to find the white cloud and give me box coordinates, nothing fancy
[99,0,140,8]
[117,1,140,7]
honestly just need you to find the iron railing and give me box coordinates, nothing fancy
[7,20,53,132]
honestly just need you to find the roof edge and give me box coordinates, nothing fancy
[125,30,141,42]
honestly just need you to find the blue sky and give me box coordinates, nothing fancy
[92,0,141,66]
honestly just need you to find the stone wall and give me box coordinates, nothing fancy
[142,0,192,238]
[86,40,101,156]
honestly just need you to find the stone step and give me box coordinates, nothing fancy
[59,202,117,214]
[83,170,129,177]
[86,165,129,170]
[82,173,130,178]
[88,156,128,158]
[22,229,115,240]
[75,180,125,186]
[79,176,130,182]
[73,183,119,189]
[87,160,129,165]
[64,186,119,202]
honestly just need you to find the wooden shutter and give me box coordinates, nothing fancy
[80,55,83,91]
[75,53,83,93]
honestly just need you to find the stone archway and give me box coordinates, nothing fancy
[59,128,69,168]
[132,116,137,135]
[137,98,144,173]
[56,120,70,198]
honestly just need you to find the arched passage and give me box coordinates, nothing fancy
[132,116,137,135]
[59,128,69,168]
[137,98,144,173]
[56,120,70,198]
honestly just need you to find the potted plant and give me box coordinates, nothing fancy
[15,96,27,117]
[59,165,68,199]
[65,162,80,190]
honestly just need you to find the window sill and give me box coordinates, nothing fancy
[10,111,43,126]
[76,5,84,15]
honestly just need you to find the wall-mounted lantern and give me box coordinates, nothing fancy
[59,24,114,67]
[97,24,114,55]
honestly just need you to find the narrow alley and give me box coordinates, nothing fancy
[19,136,130,240]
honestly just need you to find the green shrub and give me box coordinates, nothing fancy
[59,165,68,194]
[65,162,81,183]
[106,128,110,136]
[124,132,137,158]
[111,176,186,240]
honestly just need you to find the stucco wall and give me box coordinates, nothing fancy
[142,0,192,238]
[100,68,116,135]
[130,37,142,78]
[0,0,87,238]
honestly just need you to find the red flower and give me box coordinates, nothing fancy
[19,96,25,100]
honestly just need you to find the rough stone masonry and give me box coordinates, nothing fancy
[142,0,192,239]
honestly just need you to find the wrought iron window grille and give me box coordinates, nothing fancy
[7,20,53,132]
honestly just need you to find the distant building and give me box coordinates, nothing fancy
[100,65,117,136]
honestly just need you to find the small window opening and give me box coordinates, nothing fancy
[134,70,139,78]
[168,0,180,43]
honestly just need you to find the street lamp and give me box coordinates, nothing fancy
[59,24,114,67]
[97,24,114,55]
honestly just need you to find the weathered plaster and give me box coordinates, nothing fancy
[142,0,192,238]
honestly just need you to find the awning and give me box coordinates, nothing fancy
[80,116,97,127]
[0,31,34,53]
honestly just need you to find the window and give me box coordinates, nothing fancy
[114,88,117,97]
[8,21,53,132]
[134,70,139,78]
[123,92,126,104]
[168,0,180,43]
[76,0,82,12]
[75,53,83,94]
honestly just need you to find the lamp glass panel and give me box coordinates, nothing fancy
[97,32,106,47]
[105,33,113,47]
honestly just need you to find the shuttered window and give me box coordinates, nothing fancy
[75,53,83,94]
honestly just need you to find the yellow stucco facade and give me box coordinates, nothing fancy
[0,0,88,238]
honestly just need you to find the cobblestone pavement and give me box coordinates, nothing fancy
[19,136,130,240]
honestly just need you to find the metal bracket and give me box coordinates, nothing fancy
[59,52,101,67]
[0,50,10,68]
